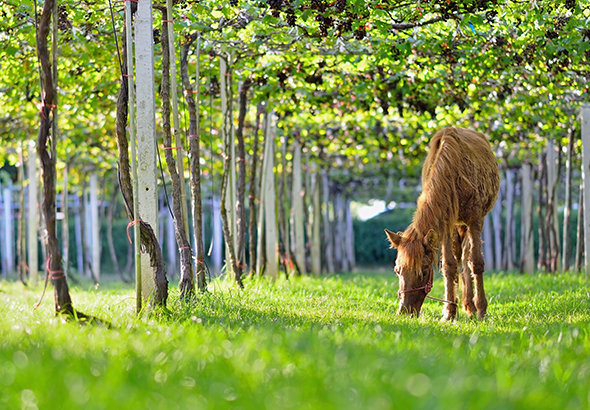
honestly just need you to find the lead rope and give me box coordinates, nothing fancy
[398,269,457,305]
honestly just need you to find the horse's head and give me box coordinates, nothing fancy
[385,228,438,316]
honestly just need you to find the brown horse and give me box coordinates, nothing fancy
[385,127,499,319]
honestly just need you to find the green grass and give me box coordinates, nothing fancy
[1,271,590,410]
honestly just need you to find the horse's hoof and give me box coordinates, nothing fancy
[441,306,457,321]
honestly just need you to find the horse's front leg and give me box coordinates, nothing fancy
[441,235,459,320]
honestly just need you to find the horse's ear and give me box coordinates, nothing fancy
[385,229,402,248]
[423,229,438,250]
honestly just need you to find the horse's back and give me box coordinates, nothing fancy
[423,127,500,218]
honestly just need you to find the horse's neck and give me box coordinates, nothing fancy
[410,194,449,242]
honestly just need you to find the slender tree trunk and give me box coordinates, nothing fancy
[491,173,503,271]
[219,55,242,286]
[562,128,574,271]
[345,196,355,272]
[248,106,262,277]
[106,188,128,282]
[160,16,194,299]
[235,77,252,269]
[277,134,290,277]
[521,163,535,273]
[503,168,515,271]
[309,162,321,276]
[291,139,306,275]
[180,33,207,291]
[545,139,560,272]
[35,0,73,315]
[575,182,584,272]
[483,213,493,270]
[537,156,548,271]
[322,169,334,274]
[17,144,27,285]
[115,6,168,307]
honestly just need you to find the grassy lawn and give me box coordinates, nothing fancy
[1,271,589,410]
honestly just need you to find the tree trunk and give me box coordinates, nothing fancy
[483,213,493,270]
[581,104,590,277]
[291,139,306,275]
[180,33,207,291]
[562,127,574,271]
[322,169,334,274]
[27,141,40,284]
[491,174,503,271]
[309,162,321,276]
[106,188,128,282]
[35,0,73,315]
[248,105,262,277]
[89,173,100,282]
[160,16,195,299]
[235,78,252,269]
[277,134,290,277]
[17,144,27,285]
[219,55,242,286]
[115,5,168,307]
[575,182,584,272]
[503,168,515,271]
[537,155,548,271]
[545,139,560,272]
[345,196,355,272]
[61,163,69,279]
[520,163,535,274]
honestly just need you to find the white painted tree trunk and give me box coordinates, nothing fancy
[90,173,100,282]
[322,169,334,274]
[255,115,267,277]
[546,139,560,272]
[212,196,223,276]
[291,140,306,275]
[310,162,321,276]
[491,174,504,271]
[1,180,15,276]
[256,112,278,279]
[503,168,514,271]
[333,191,346,272]
[483,213,493,268]
[220,56,237,263]
[345,197,355,272]
[74,195,83,274]
[61,164,69,278]
[264,115,278,279]
[581,104,590,277]
[521,163,535,274]
[562,129,574,271]
[135,0,158,300]
[27,141,39,283]
[166,210,177,275]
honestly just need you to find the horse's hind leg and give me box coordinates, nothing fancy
[441,234,459,321]
[458,227,476,318]
[467,221,487,319]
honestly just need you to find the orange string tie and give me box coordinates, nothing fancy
[188,134,200,139]
[46,257,64,280]
[127,219,142,244]
[185,90,199,94]
[123,74,133,78]
[163,19,174,23]
[196,259,205,264]
[236,157,246,162]
[164,146,182,150]
[179,246,192,253]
